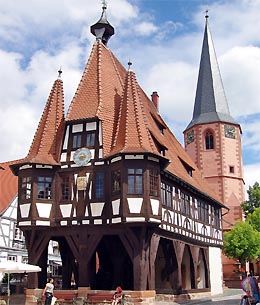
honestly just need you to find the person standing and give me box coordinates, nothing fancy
[42,278,54,305]
[245,274,260,305]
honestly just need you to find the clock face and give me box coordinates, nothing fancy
[224,125,235,139]
[187,130,194,144]
[73,148,92,166]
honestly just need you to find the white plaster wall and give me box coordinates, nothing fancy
[208,246,223,295]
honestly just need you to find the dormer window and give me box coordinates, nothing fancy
[72,134,82,149]
[179,158,194,177]
[205,131,214,150]
[86,131,95,147]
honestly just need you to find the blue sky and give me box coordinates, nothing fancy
[0,0,260,192]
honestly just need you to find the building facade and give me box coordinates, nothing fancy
[9,5,227,300]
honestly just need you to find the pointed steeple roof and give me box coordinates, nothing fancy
[110,68,157,155]
[66,24,225,206]
[186,15,236,130]
[90,1,114,45]
[11,76,65,174]
[66,40,127,156]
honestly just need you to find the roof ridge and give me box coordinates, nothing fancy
[17,78,64,166]
[96,41,103,117]
[130,71,154,150]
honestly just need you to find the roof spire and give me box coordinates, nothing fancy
[185,12,236,130]
[102,0,107,10]
[128,60,132,71]
[90,1,114,46]
[205,9,209,19]
[58,67,62,79]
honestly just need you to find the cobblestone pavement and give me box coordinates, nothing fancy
[1,289,244,305]
[157,289,243,305]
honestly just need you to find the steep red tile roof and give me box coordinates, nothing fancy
[65,40,222,204]
[66,41,127,156]
[11,78,65,174]
[110,70,157,155]
[0,161,18,214]
[66,41,221,202]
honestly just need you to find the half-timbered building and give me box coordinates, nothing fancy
[0,162,27,265]
[10,4,228,301]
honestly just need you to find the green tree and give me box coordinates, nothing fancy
[241,182,260,217]
[247,207,260,232]
[223,221,260,264]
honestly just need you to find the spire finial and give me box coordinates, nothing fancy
[102,0,107,10]
[128,60,132,70]
[90,0,114,45]
[205,9,209,19]
[58,67,62,79]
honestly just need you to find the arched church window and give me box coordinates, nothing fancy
[205,131,214,150]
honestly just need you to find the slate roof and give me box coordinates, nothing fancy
[186,16,237,130]
[10,78,65,174]
[0,161,18,214]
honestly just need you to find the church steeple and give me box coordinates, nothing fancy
[186,14,236,130]
[90,1,114,45]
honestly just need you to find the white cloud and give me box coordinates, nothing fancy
[220,46,260,117]
[134,21,158,36]
[244,163,260,193]
[0,0,260,196]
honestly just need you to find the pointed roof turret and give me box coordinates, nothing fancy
[186,14,236,130]
[11,75,65,174]
[110,68,157,155]
[90,1,114,45]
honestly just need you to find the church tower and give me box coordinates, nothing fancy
[183,14,245,284]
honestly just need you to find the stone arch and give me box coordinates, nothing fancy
[155,237,178,292]
[181,245,195,290]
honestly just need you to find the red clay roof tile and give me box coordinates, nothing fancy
[0,161,18,214]
[11,78,65,172]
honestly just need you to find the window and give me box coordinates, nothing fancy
[229,166,234,173]
[86,131,95,147]
[180,192,190,216]
[205,131,214,150]
[212,207,221,228]
[14,227,24,241]
[197,201,209,224]
[94,173,104,199]
[72,134,82,149]
[112,170,121,193]
[21,177,31,200]
[37,177,52,199]
[128,169,143,194]
[61,177,70,200]
[161,182,172,207]
[149,169,159,196]
[8,255,17,261]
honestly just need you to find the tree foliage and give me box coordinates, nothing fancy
[241,182,260,217]
[247,208,260,232]
[223,221,260,264]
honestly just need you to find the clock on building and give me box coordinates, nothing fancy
[224,125,235,139]
[73,147,92,166]
[187,130,194,144]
